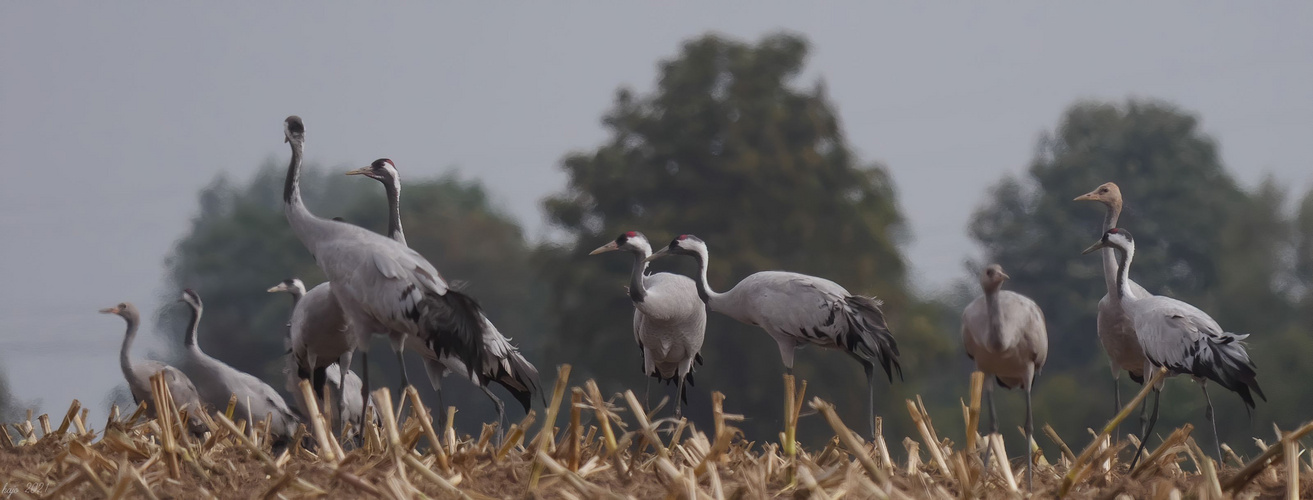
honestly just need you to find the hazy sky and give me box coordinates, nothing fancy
[2,3,1311,420]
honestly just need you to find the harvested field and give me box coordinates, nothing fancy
[2,366,1310,499]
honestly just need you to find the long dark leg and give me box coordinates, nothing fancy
[862,362,877,439]
[435,387,447,428]
[981,377,998,468]
[675,375,686,419]
[337,351,354,438]
[395,348,410,390]
[644,377,651,412]
[481,384,506,443]
[359,350,370,438]
[1201,382,1222,461]
[1129,387,1161,470]
[1113,375,1122,440]
[1025,381,1034,491]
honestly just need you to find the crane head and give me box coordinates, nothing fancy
[345,159,398,184]
[284,116,305,144]
[99,302,139,322]
[979,264,1010,290]
[589,231,651,256]
[266,278,306,295]
[179,289,202,308]
[1073,182,1123,210]
[1082,227,1135,255]
[645,234,707,263]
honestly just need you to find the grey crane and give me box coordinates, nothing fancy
[344,158,541,427]
[589,231,706,417]
[100,302,208,436]
[280,116,490,427]
[960,264,1048,490]
[1074,182,1152,425]
[646,234,901,436]
[179,289,300,443]
[1082,228,1265,467]
[267,279,368,433]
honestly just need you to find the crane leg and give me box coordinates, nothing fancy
[338,350,355,439]
[359,350,370,442]
[675,375,686,419]
[394,348,411,392]
[1112,375,1122,440]
[1200,382,1222,461]
[481,384,507,443]
[1128,386,1161,471]
[644,377,651,411]
[866,364,877,440]
[981,377,998,469]
[1025,378,1034,491]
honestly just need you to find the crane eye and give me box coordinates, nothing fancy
[1100,188,1108,193]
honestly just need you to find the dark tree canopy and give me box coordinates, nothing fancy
[539,33,951,441]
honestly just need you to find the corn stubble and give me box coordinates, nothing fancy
[1,366,1309,499]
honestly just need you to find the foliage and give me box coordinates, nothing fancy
[969,99,1311,448]
[538,32,954,442]
[162,159,540,429]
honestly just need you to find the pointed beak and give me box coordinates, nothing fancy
[644,247,671,263]
[1081,240,1107,255]
[344,166,370,176]
[99,307,118,314]
[999,271,1011,281]
[589,241,619,255]
[1073,190,1100,202]
[266,285,283,293]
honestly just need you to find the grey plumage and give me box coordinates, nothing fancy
[347,158,541,425]
[1083,228,1265,467]
[179,289,300,443]
[267,278,370,434]
[590,231,706,416]
[279,116,491,426]
[960,264,1047,490]
[101,302,208,436]
[647,234,900,437]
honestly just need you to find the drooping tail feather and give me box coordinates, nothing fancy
[488,349,542,412]
[419,289,488,380]
[841,295,903,382]
[1188,333,1265,409]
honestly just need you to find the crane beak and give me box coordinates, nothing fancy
[999,271,1011,281]
[589,241,619,255]
[1073,190,1100,202]
[344,166,370,176]
[266,285,284,293]
[644,248,670,263]
[99,307,118,314]
[1081,240,1107,255]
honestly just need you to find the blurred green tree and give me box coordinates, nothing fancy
[969,99,1305,450]
[161,159,541,430]
[537,32,953,443]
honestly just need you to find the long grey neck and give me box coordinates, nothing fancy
[119,315,139,383]
[691,251,723,307]
[384,178,406,246]
[984,287,1003,342]
[183,304,202,349]
[1100,205,1121,293]
[282,140,327,251]
[288,291,302,309]
[628,252,648,303]
[1113,245,1135,300]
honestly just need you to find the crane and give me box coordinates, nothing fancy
[267,278,369,434]
[1082,228,1265,467]
[179,289,300,444]
[279,116,490,427]
[589,231,706,416]
[101,302,208,436]
[960,264,1048,489]
[646,234,901,436]
[1074,182,1152,427]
